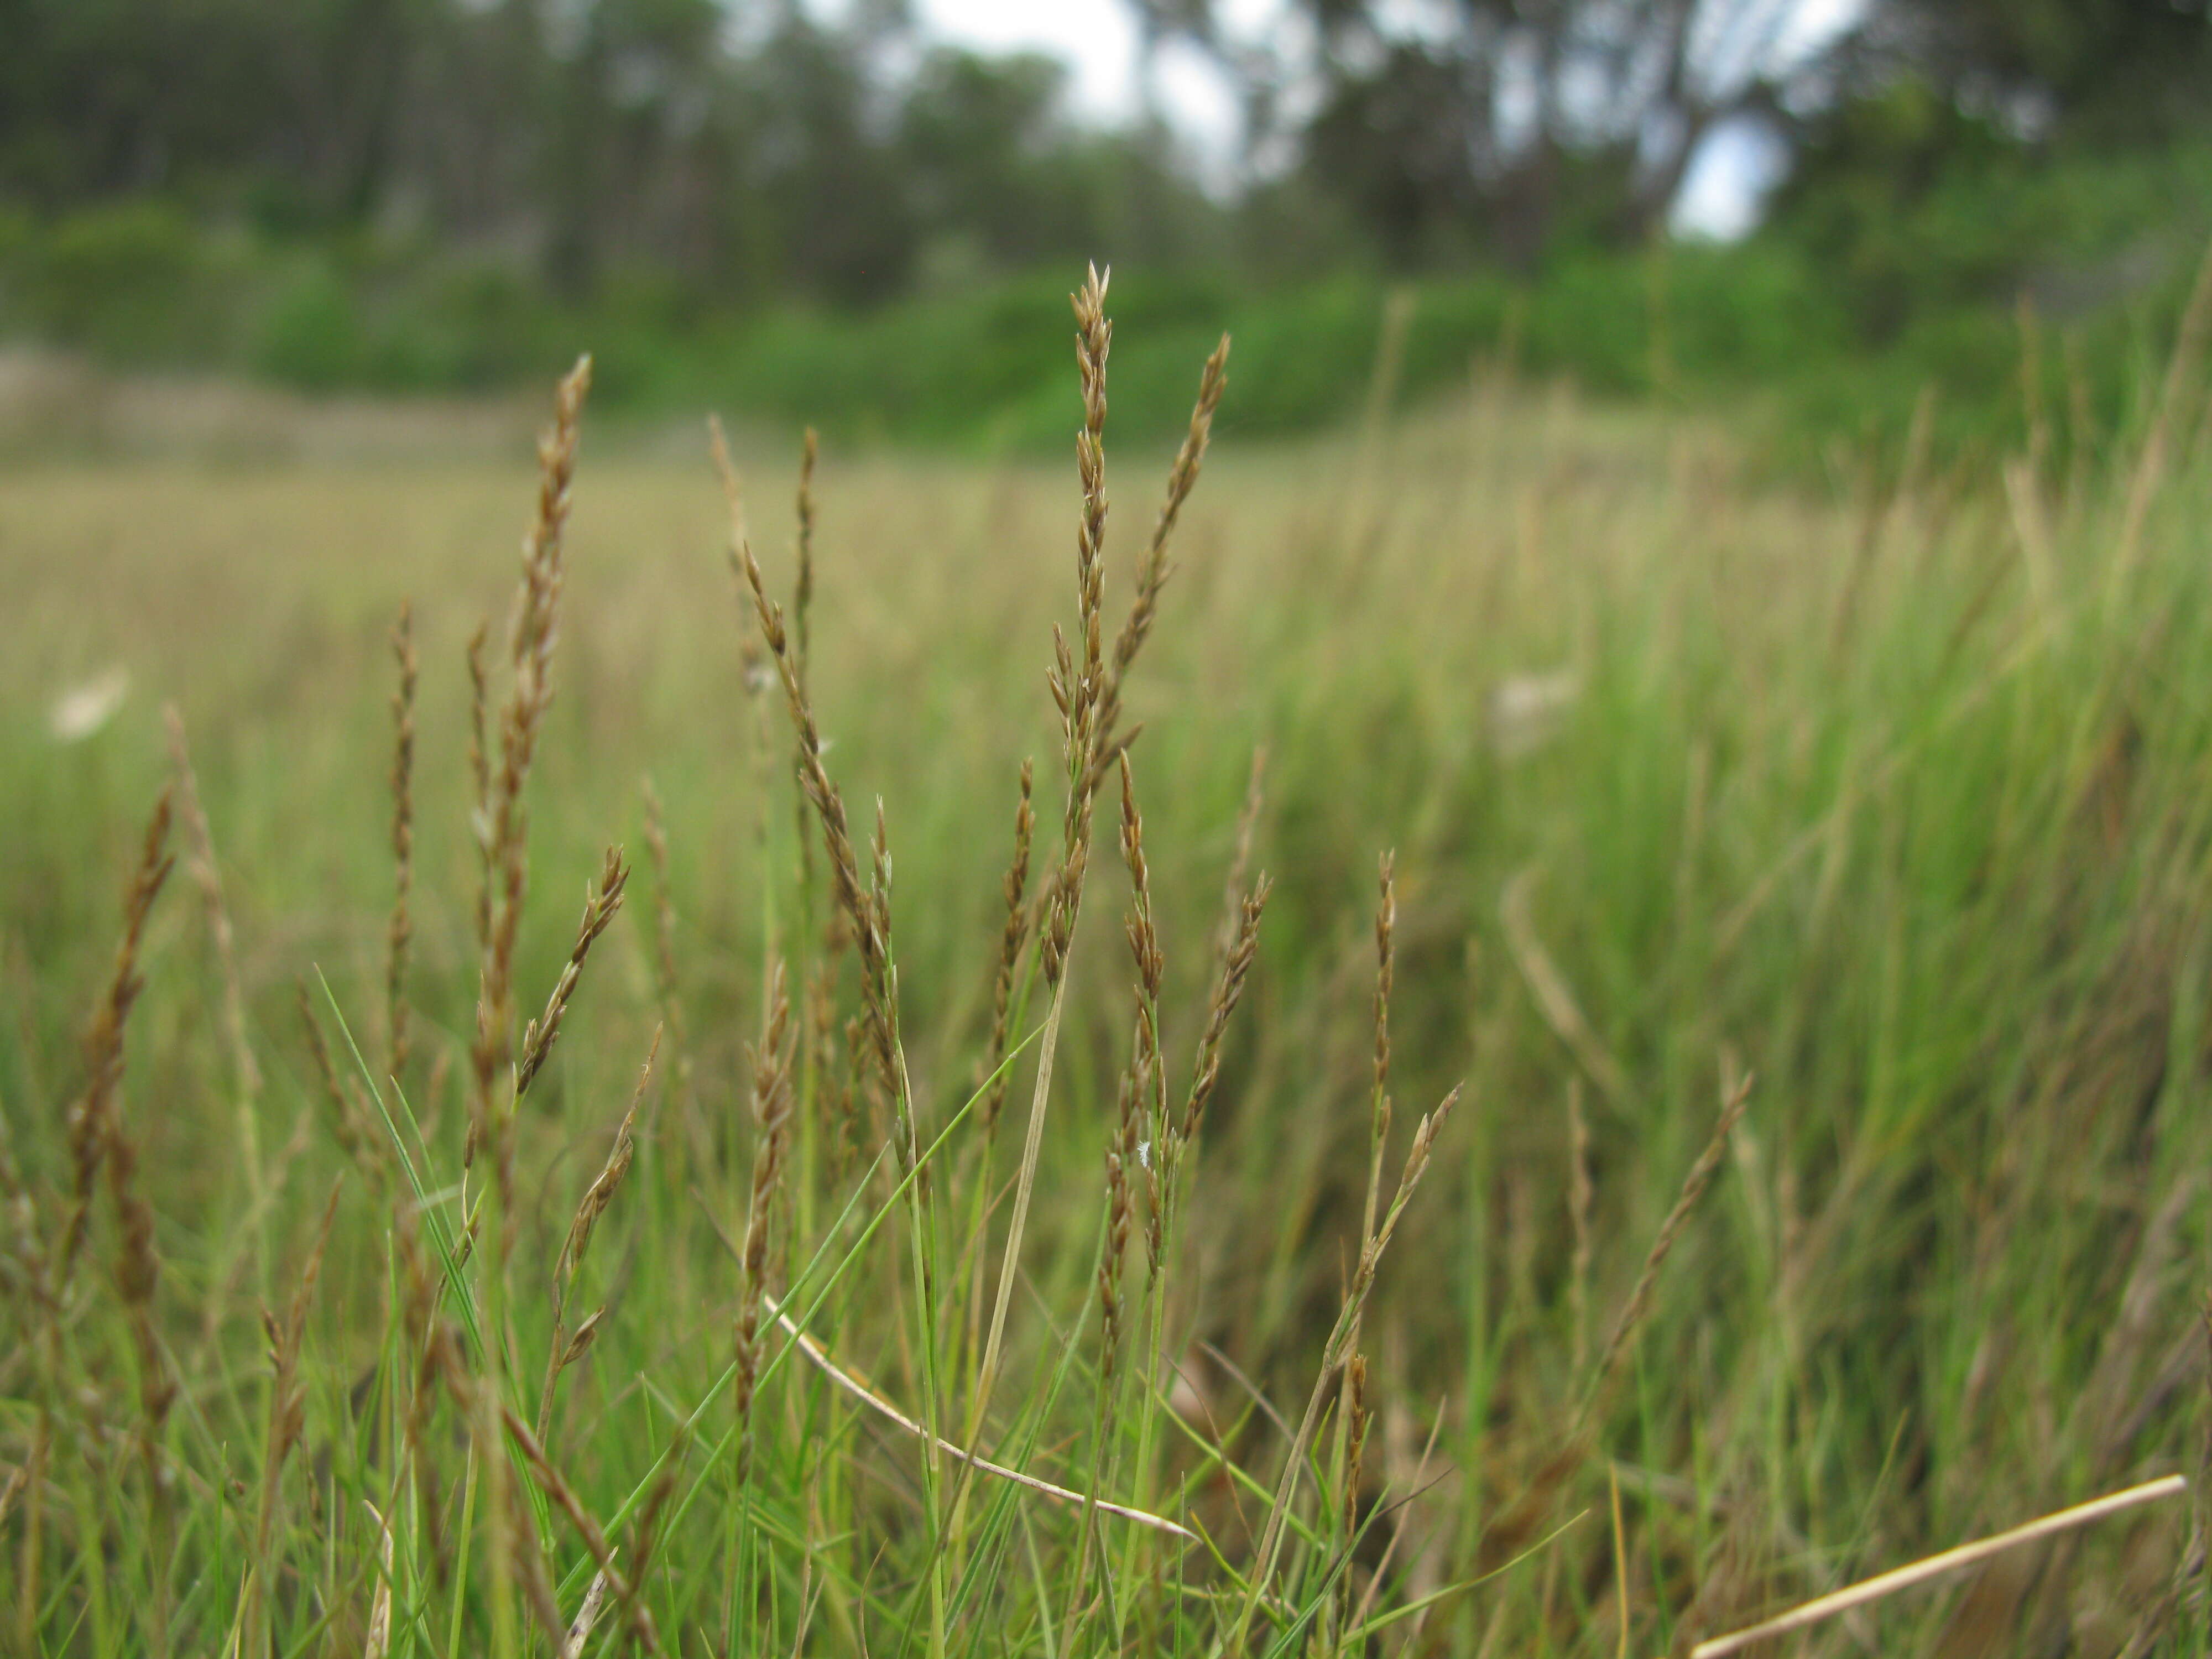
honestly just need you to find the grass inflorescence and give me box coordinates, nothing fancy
[4,261,2212,1656]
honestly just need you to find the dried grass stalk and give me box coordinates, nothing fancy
[759,1289,1194,1539]
[1692,1474,2188,1658]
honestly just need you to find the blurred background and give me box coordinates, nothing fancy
[2,0,2207,462]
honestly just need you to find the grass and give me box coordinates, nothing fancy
[3,269,2212,1654]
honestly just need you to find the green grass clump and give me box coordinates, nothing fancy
[4,269,2212,1654]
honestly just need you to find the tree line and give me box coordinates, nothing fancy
[1,0,2205,308]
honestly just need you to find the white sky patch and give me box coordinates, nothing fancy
[906,0,1145,122]
[1672,116,1792,239]
[812,0,1864,231]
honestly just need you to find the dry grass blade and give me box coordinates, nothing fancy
[1501,866,1632,1114]
[563,1566,614,1659]
[387,599,418,1078]
[1691,1474,2188,1658]
[516,846,629,1099]
[758,1289,1196,1540]
[1582,1061,1754,1416]
[362,1500,394,1659]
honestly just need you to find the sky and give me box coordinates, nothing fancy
[873,0,1867,238]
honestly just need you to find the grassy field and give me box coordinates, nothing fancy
[5,285,2212,1656]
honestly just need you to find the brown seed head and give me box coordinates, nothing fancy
[1184,874,1272,1143]
[517,847,629,1099]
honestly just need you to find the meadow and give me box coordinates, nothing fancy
[6,270,2212,1656]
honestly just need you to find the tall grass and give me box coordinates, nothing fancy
[3,267,2212,1653]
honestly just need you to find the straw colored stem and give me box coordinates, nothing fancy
[1691,1475,2188,1658]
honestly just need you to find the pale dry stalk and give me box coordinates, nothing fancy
[759,1288,1193,1538]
